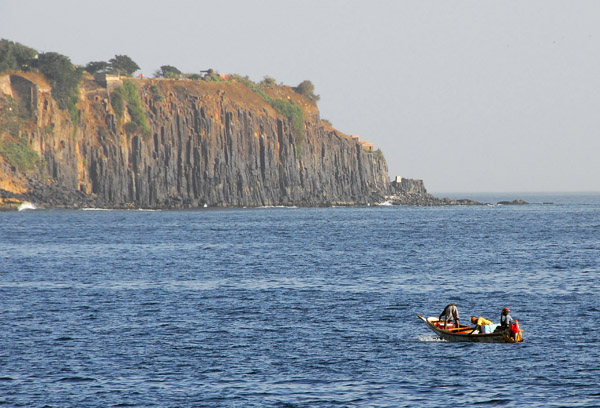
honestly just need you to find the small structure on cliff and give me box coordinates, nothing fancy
[93,73,123,92]
[0,73,51,121]
[351,135,374,152]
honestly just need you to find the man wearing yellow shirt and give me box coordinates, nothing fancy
[470,316,493,334]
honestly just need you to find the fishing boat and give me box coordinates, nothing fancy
[417,315,523,343]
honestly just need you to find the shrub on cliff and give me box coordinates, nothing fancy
[271,99,305,148]
[150,85,164,102]
[236,76,306,154]
[110,89,125,120]
[374,148,386,165]
[0,39,38,72]
[123,121,139,135]
[293,80,320,103]
[259,76,276,87]
[185,73,203,81]
[0,136,42,173]
[111,80,150,137]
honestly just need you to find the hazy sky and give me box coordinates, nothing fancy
[2,0,599,193]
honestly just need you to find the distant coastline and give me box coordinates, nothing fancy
[431,191,600,205]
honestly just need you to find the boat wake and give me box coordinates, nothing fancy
[418,335,446,342]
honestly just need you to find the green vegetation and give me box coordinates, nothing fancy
[108,55,140,77]
[203,71,228,82]
[155,65,181,79]
[271,99,305,149]
[3,40,321,153]
[35,52,83,124]
[374,148,386,165]
[85,61,109,75]
[234,75,306,154]
[259,76,276,87]
[150,85,164,102]
[0,136,42,173]
[0,39,38,72]
[110,89,125,120]
[1,41,82,122]
[84,55,140,77]
[184,73,203,81]
[0,95,43,174]
[293,80,320,103]
[122,81,149,134]
[0,96,29,136]
[123,121,139,135]
[111,80,150,136]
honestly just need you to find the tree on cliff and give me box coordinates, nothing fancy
[108,55,140,77]
[293,80,320,103]
[85,61,110,75]
[155,65,181,79]
[0,39,38,72]
[35,52,82,113]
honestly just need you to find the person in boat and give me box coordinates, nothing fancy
[500,307,514,328]
[499,307,521,341]
[438,304,459,329]
[470,316,493,333]
[493,307,515,333]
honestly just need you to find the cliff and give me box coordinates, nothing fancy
[0,73,390,209]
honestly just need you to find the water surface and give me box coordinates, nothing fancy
[1,195,599,407]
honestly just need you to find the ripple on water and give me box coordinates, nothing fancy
[1,201,599,407]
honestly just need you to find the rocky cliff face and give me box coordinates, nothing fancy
[1,74,390,208]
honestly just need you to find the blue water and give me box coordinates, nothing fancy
[1,194,599,407]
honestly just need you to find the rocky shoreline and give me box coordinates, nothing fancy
[0,176,473,210]
[384,178,484,206]
[1,176,541,211]
[1,188,538,211]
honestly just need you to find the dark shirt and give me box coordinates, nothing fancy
[500,313,514,327]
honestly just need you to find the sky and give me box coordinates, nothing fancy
[2,0,599,193]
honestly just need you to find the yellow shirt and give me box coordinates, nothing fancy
[475,317,493,326]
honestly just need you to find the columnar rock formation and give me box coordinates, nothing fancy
[1,74,389,208]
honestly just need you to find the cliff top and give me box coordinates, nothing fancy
[93,75,322,122]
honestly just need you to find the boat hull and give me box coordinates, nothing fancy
[418,315,522,343]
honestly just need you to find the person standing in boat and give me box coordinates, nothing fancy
[438,304,459,329]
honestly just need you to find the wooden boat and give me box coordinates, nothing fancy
[417,315,523,343]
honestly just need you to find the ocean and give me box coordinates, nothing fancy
[1,193,599,407]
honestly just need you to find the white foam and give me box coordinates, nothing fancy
[418,335,446,342]
[17,202,36,211]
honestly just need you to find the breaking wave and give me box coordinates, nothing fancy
[17,202,36,211]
